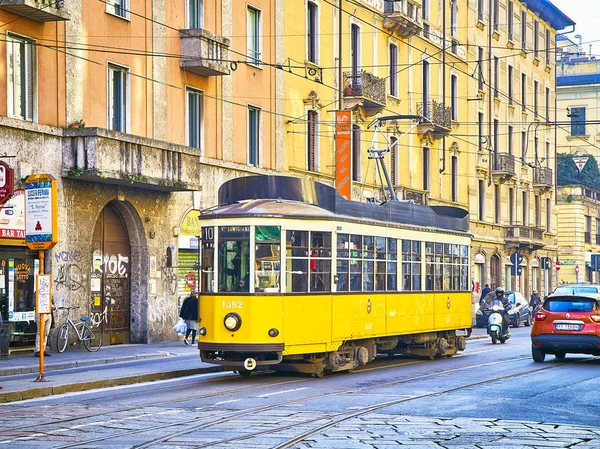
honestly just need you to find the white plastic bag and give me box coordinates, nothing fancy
[173,318,186,335]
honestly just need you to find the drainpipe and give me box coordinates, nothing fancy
[440,0,447,175]
[487,0,493,186]
[338,0,343,111]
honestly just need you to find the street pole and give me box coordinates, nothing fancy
[35,250,47,383]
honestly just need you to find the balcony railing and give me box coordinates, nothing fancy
[416,100,452,138]
[179,29,231,77]
[0,0,69,21]
[492,153,516,181]
[382,0,422,38]
[533,166,553,189]
[62,128,201,192]
[343,70,386,115]
[505,224,546,250]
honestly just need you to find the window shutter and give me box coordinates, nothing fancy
[25,41,34,121]
[6,39,15,117]
[390,137,397,186]
[122,70,127,132]
[307,110,316,172]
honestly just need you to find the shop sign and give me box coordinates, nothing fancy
[180,210,200,236]
[0,161,14,205]
[474,253,485,264]
[15,263,30,283]
[0,189,25,241]
[25,174,58,250]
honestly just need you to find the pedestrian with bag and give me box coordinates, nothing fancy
[179,290,199,345]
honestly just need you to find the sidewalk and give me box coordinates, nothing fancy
[0,338,222,403]
[0,329,488,404]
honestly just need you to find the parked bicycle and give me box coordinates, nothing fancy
[56,306,103,352]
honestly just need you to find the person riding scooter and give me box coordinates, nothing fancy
[492,287,512,335]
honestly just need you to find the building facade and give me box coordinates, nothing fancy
[467,0,573,308]
[0,0,284,350]
[555,35,600,284]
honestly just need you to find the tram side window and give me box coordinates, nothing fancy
[218,226,250,292]
[336,234,349,292]
[363,235,374,291]
[452,244,461,290]
[460,245,469,290]
[201,227,214,293]
[425,242,434,291]
[375,236,386,291]
[286,230,309,292]
[350,235,362,291]
[434,242,443,290]
[336,234,349,291]
[310,231,332,292]
[443,243,452,290]
[255,226,281,292]
[387,238,397,291]
[402,240,422,291]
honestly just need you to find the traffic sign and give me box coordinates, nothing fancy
[25,174,58,250]
[575,265,580,275]
[541,257,550,269]
[556,260,561,271]
[0,161,14,206]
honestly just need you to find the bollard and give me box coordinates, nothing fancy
[0,322,9,360]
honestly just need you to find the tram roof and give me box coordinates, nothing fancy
[202,175,469,234]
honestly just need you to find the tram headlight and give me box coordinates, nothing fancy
[199,327,207,336]
[224,313,242,332]
[268,328,279,337]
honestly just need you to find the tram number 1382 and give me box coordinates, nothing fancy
[222,300,244,309]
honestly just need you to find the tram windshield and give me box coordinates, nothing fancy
[218,226,250,292]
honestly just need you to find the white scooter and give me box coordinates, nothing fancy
[484,298,511,344]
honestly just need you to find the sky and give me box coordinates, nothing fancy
[551,0,600,55]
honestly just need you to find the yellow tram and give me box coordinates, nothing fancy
[197,175,472,376]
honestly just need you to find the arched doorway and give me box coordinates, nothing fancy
[490,254,500,290]
[91,203,131,345]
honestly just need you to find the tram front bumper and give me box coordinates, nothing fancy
[199,342,284,368]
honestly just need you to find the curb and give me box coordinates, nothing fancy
[0,365,223,404]
[0,351,177,376]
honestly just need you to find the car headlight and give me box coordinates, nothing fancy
[492,305,500,311]
[224,313,242,332]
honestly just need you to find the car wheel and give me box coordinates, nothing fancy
[525,314,532,327]
[532,346,546,363]
[555,352,566,360]
[513,316,520,328]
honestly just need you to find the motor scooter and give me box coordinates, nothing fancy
[484,298,510,344]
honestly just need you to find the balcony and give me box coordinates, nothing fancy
[533,166,553,191]
[343,70,386,116]
[505,225,546,251]
[0,0,69,21]
[382,0,422,38]
[179,29,231,77]
[62,128,201,192]
[416,100,452,139]
[491,153,516,182]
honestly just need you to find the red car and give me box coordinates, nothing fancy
[531,290,600,362]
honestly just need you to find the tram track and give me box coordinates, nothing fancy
[41,356,563,449]
[0,342,529,447]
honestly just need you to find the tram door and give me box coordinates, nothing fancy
[91,203,131,345]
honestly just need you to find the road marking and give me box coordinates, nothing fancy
[215,399,240,405]
[257,387,308,398]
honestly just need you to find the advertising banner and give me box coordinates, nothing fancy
[25,174,58,250]
[335,111,351,200]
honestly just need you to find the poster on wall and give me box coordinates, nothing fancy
[0,189,26,242]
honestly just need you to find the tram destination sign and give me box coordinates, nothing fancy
[25,174,58,250]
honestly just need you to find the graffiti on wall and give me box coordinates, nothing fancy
[160,256,177,295]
